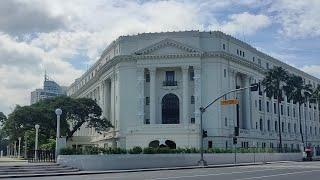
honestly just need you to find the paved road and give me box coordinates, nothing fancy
[7,161,320,180]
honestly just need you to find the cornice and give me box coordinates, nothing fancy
[70,51,267,97]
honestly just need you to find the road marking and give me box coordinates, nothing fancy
[235,169,320,180]
[143,167,291,180]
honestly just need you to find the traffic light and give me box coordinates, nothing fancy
[203,130,208,138]
[250,82,260,92]
[234,127,239,137]
[233,137,238,145]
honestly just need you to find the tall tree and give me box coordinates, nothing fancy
[2,96,112,146]
[284,74,313,148]
[262,66,289,151]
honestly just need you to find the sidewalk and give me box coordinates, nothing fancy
[0,161,293,179]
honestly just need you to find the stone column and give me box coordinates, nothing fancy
[194,66,201,124]
[149,67,157,124]
[110,74,115,126]
[99,82,105,115]
[244,76,251,129]
[137,68,145,124]
[182,66,189,124]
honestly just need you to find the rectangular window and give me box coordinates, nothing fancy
[267,101,270,112]
[224,69,227,78]
[258,59,261,67]
[223,44,226,50]
[253,57,255,62]
[287,106,290,116]
[293,108,296,117]
[166,71,175,82]
[237,49,239,55]
[260,119,263,131]
[243,52,245,57]
[145,97,150,105]
[225,117,228,127]
[281,105,284,115]
[282,122,285,132]
[208,141,213,149]
[266,63,269,69]
[191,118,195,124]
[145,73,150,82]
[274,103,277,114]
[145,119,150,124]
[275,121,278,131]
[191,96,195,104]
[288,123,291,133]
[259,100,262,111]
[190,70,194,81]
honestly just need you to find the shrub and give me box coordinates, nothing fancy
[60,147,82,155]
[129,146,143,154]
[143,147,156,154]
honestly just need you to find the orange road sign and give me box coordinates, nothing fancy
[221,99,239,105]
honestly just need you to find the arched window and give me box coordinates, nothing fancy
[162,93,179,124]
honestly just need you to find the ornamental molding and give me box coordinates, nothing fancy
[134,38,203,55]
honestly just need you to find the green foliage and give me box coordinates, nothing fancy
[60,147,83,155]
[59,146,299,155]
[40,139,56,150]
[2,96,113,144]
[128,146,143,154]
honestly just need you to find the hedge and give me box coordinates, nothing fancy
[60,146,299,155]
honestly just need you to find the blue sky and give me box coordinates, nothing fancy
[0,0,319,114]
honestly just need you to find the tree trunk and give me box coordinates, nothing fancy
[67,121,85,140]
[277,96,282,152]
[299,104,304,147]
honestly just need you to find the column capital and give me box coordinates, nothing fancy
[181,65,189,72]
[148,67,156,73]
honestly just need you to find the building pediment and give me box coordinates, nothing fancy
[134,38,203,55]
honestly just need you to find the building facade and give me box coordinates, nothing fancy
[31,74,67,104]
[67,31,320,150]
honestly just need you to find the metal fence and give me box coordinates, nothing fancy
[27,150,55,163]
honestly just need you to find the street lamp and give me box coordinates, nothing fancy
[55,108,62,159]
[18,137,21,158]
[55,108,62,138]
[35,124,40,160]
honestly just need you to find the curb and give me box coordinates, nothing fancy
[0,161,291,179]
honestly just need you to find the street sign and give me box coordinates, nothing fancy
[221,99,239,105]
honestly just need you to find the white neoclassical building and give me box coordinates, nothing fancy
[67,31,320,150]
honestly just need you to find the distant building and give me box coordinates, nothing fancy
[30,74,66,104]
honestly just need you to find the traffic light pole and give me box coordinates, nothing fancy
[198,83,259,166]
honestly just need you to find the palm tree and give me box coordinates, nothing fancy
[284,74,313,148]
[262,66,289,151]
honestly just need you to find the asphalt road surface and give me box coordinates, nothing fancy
[7,161,320,180]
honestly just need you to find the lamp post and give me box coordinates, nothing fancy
[35,124,40,160]
[18,137,21,158]
[55,108,62,158]
[198,83,260,166]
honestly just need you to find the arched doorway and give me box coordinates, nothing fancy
[162,93,179,124]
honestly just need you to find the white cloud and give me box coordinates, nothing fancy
[219,12,271,35]
[300,65,320,79]
[269,0,320,38]
[0,33,83,114]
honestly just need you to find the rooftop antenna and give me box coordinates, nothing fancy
[44,70,49,81]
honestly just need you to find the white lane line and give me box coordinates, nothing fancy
[236,169,320,180]
[143,167,292,180]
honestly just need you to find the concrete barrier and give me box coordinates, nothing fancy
[57,153,301,171]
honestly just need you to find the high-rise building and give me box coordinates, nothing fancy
[30,74,66,104]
